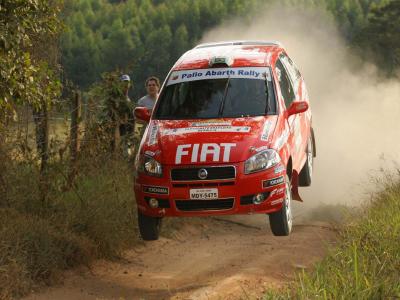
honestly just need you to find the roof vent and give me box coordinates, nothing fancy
[209,56,233,67]
[196,40,284,49]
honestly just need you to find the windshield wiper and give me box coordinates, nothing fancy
[218,76,231,116]
[265,79,271,114]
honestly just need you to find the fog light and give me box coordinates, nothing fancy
[148,198,159,208]
[253,193,264,205]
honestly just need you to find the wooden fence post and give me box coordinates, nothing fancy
[33,103,49,173]
[70,90,81,161]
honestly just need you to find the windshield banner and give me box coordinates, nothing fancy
[167,67,271,86]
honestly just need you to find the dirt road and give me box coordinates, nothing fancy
[25,213,336,300]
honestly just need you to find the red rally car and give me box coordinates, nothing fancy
[134,40,316,240]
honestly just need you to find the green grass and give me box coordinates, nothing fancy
[265,174,400,299]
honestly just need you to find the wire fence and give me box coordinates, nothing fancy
[9,94,144,165]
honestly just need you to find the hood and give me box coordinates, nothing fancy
[142,116,278,165]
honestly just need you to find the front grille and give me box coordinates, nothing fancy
[171,166,235,181]
[240,195,254,205]
[175,198,234,211]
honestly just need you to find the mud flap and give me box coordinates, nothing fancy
[291,171,303,202]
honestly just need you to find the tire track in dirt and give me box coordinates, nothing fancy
[24,215,336,300]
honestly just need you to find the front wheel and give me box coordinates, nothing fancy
[137,210,162,241]
[268,175,293,236]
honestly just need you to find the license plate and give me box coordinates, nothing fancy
[190,188,218,200]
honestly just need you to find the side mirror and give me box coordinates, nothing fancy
[134,107,151,122]
[287,101,309,117]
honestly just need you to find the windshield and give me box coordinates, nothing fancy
[155,72,276,120]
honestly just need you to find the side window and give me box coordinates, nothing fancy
[280,53,301,83]
[275,59,296,108]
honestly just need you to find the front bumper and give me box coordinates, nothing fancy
[134,162,287,217]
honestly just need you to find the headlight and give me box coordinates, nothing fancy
[138,155,163,177]
[244,149,281,174]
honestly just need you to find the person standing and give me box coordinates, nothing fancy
[101,73,133,154]
[133,76,160,156]
[118,74,134,137]
[137,76,160,110]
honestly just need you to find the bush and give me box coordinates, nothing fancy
[0,134,139,298]
[57,158,139,257]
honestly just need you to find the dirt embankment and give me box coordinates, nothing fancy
[24,215,336,300]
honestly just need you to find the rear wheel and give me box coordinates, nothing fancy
[137,210,162,241]
[268,175,293,236]
[299,133,313,186]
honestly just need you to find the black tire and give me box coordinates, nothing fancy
[299,132,314,187]
[137,210,162,241]
[268,175,293,236]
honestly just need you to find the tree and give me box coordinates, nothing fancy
[0,0,62,173]
[0,0,62,123]
[61,0,394,93]
[353,0,400,75]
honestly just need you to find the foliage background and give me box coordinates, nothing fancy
[61,0,400,96]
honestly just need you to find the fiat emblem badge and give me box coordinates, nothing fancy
[198,168,208,180]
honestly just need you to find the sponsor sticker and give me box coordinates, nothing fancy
[167,67,271,86]
[163,126,250,135]
[270,187,285,196]
[147,123,158,146]
[263,176,285,188]
[271,198,284,205]
[255,145,269,152]
[143,185,169,195]
[261,120,273,141]
[190,121,232,127]
[274,165,285,174]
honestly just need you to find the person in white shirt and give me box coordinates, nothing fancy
[137,76,160,110]
[134,77,161,154]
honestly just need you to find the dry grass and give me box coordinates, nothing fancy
[0,114,188,299]
[0,153,138,299]
[0,120,139,299]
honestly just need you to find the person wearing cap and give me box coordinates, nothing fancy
[118,74,134,140]
[137,76,160,110]
[120,74,130,82]
[120,74,131,99]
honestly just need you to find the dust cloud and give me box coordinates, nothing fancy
[201,5,400,215]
